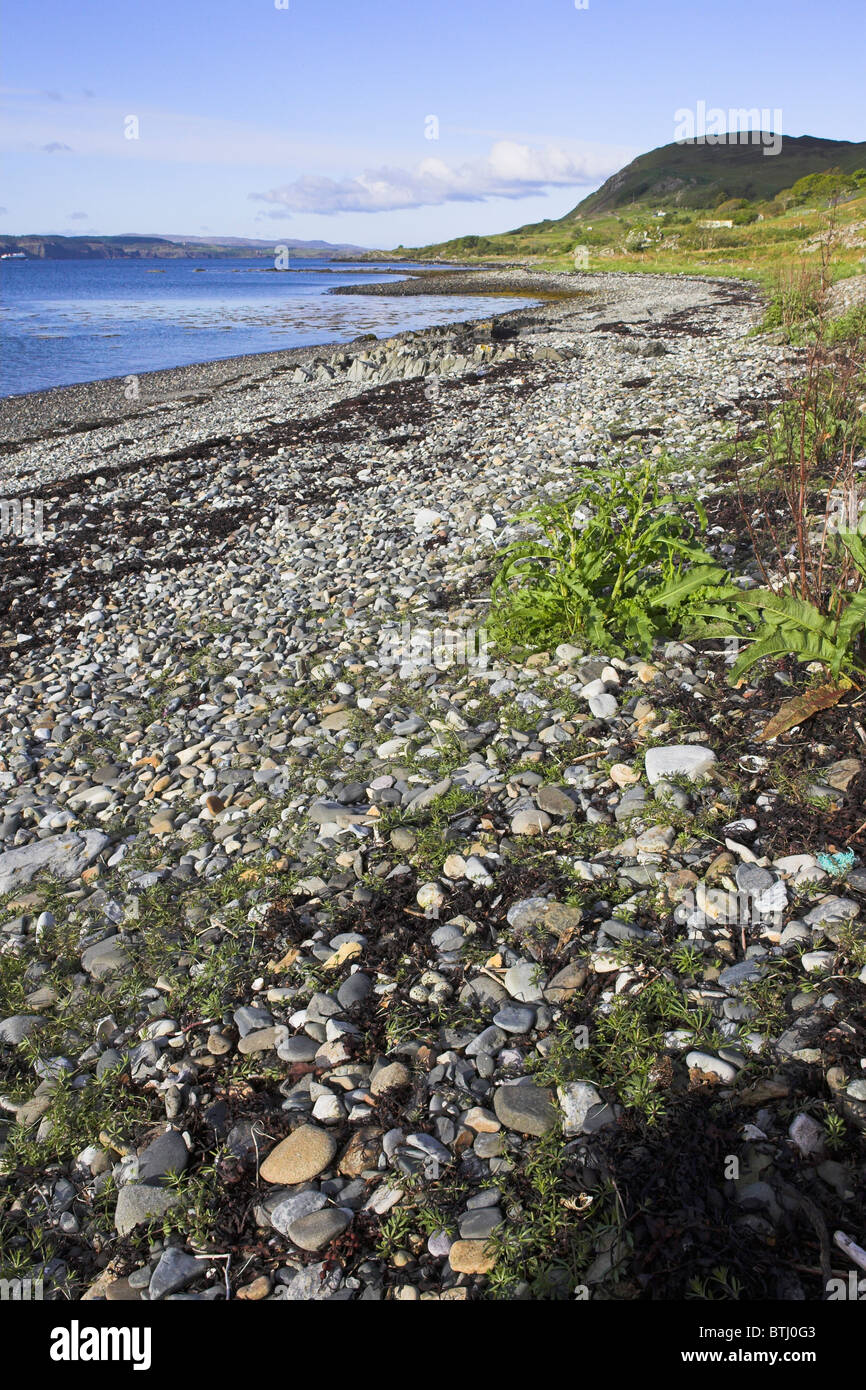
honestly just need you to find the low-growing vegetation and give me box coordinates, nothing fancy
[491,228,866,703]
[489,459,725,658]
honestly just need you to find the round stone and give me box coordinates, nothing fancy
[260,1125,337,1185]
[448,1239,496,1274]
[493,1004,536,1034]
[114,1184,181,1236]
[371,1061,411,1096]
[735,864,775,895]
[510,809,552,836]
[535,785,576,817]
[589,693,618,719]
[503,961,544,1003]
[270,1191,327,1236]
[277,1035,318,1063]
[686,1051,738,1083]
[417,881,445,910]
[428,1230,453,1257]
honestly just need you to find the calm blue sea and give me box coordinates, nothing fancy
[0,257,526,398]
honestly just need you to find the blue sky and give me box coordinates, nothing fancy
[2,0,865,247]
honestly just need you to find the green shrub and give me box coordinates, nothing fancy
[489,460,725,657]
[685,545,866,683]
[825,303,866,345]
[761,265,824,334]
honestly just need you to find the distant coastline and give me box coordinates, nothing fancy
[0,232,387,261]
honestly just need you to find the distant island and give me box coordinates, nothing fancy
[0,233,382,261]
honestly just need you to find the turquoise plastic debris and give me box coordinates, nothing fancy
[817,849,857,874]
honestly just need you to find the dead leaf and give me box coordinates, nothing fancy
[324,940,361,971]
[758,680,852,742]
[268,947,299,974]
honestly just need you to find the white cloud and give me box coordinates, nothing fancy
[250,140,625,214]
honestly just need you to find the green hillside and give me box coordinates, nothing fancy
[409,135,866,287]
[574,133,866,214]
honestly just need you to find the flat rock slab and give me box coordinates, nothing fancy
[493,1082,557,1136]
[0,831,108,895]
[114,1184,181,1236]
[287,1207,349,1252]
[645,746,716,785]
[260,1124,337,1184]
[0,1015,45,1045]
[81,936,131,979]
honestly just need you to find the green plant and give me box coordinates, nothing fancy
[671,943,704,976]
[487,1132,624,1299]
[761,264,825,336]
[684,317,866,685]
[823,1108,847,1151]
[825,303,866,346]
[686,572,866,682]
[686,474,866,684]
[376,1206,415,1257]
[489,459,726,658]
[686,1265,745,1300]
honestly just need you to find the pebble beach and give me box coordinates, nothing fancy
[1,266,865,1303]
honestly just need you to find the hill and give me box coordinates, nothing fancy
[408,134,866,285]
[574,133,866,214]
